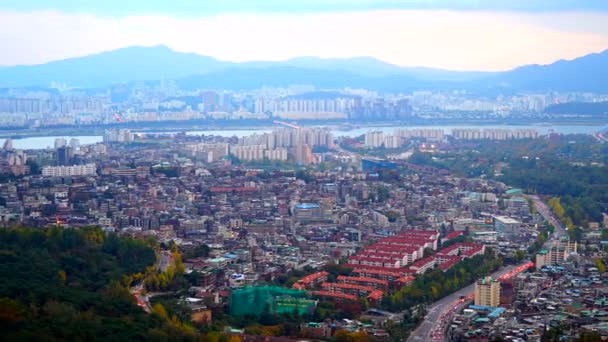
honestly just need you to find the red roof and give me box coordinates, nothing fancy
[349,255,400,264]
[444,231,464,240]
[396,230,438,238]
[311,291,357,301]
[322,282,375,294]
[349,265,411,276]
[297,271,329,285]
[461,247,483,257]
[365,244,419,254]
[438,257,462,271]
[396,275,416,284]
[357,251,404,261]
[337,275,389,286]
[382,236,435,243]
[409,256,436,268]
[437,244,461,255]
[367,290,384,300]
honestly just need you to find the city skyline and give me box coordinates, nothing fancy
[1,1,608,71]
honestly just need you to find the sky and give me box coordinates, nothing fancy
[1,0,608,71]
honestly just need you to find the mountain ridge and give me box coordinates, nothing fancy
[0,45,606,92]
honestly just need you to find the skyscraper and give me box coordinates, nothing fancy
[55,146,73,166]
[54,137,67,149]
[292,144,315,165]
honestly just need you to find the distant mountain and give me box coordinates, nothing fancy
[0,46,487,88]
[0,46,231,88]
[176,66,444,92]
[278,56,493,81]
[484,49,608,93]
[0,45,606,92]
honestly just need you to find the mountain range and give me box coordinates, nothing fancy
[0,45,606,93]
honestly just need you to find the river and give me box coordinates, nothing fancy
[1,123,606,150]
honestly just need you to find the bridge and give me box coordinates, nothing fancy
[273,120,301,129]
[592,127,608,143]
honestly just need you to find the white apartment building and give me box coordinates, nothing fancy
[42,164,97,177]
[365,131,385,148]
[452,128,539,140]
[231,145,287,161]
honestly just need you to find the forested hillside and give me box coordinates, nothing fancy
[0,227,199,341]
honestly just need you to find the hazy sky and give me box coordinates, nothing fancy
[2,0,608,71]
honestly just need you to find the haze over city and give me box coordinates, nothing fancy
[2,0,608,70]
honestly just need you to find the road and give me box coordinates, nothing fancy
[406,263,527,342]
[130,250,174,313]
[408,196,566,341]
[527,195,566,240]
[131,284,151,313]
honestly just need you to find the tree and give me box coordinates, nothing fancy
[0,226,199,341]
[152,303,168,319]
[514,250,525,262]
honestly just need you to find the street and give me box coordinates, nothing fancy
[406,264,525,342]
[408,196,566,341]
[527,195,566,239]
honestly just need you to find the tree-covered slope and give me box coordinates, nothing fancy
[0,227,197,341]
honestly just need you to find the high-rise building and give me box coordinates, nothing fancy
[103,129,134,143]
[189,143,229,163]
[292,144,315,165]
[54,138,67,149]
[2,138,13,150]
[55,146,73,166]
[230,145,287,162]
[201,91,219,112]
[535,238,578,268]
[474,277,501,307]
[69,138,80,150]
[364,131,384,148]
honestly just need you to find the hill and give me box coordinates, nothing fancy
[486,49,608,93]
[0,46,230,88]
[0,226,198,341]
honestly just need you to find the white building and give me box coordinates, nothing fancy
[54,137,67,149]
[493,215,521,234]
[103,129,134,143]
[365,131,385,148]
[42,164,97,177]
